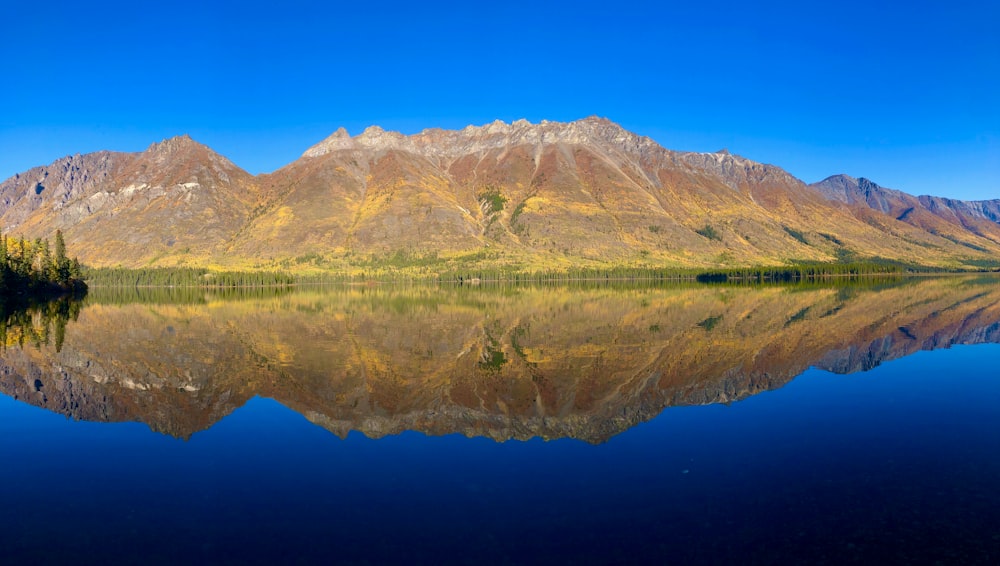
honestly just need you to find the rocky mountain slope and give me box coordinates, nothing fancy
[1,118,997,270]
[812,174,1000,255]
[0,135,257,262]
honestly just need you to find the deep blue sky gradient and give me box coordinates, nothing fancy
[2,0,997,199]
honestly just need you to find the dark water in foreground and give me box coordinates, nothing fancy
[1,278,999,564]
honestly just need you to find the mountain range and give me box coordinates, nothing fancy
[1,117,998,271]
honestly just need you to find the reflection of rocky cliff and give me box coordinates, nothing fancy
[1,278,999,443]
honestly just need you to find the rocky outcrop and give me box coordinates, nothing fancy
[0,135,258,263]
[0,151,128,229]
[302,117,662,161]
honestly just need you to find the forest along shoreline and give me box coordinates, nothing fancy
[0,229,87,302]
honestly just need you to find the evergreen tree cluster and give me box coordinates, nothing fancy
[693,261,906,283]
[0,230,86,296]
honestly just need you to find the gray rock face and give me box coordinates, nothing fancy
[0,135,257,262]
[918,194,1000,224]
[0,151,127,230]
[302,116,665,163]
[811,174,905,213]
[856,177,895,214]
[676,150,802,191]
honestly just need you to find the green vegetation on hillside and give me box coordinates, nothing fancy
[478,185,507,215]
[782,226,809,245]
[695,224,722,241]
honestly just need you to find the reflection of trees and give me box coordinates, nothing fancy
[2,278,1000,442]
[0,296,83,353]
[86,284,295,306]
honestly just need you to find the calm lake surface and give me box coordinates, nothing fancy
[1,277,999,564]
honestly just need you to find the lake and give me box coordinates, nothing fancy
[1,277,999,564]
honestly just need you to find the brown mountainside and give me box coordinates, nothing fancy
[0,135,257,262]
[812,174,1000,254]
[1,118,998,270]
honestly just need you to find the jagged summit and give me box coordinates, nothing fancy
[301,116,657,159]
[145,134,200,153]
[300,127,355,156]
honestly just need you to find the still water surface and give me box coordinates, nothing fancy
[1,278,999,564]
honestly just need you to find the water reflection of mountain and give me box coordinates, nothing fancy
[1,277,998,443]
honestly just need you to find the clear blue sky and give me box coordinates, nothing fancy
[2,1,997,199]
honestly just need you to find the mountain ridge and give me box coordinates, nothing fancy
[810,174,1000,252]
[1,118,997,271]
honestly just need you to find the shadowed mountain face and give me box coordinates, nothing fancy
[811,174,1000,254]
[1,277,999,443]
[2,118,999,269]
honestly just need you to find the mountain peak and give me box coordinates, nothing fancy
[145,134,201,154]
[301,127,356,157]
[818,174,858,187]
[328,127,350,139]
[357,124,407,147]
[810,174,902,213]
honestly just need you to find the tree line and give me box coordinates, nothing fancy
[693,261,907,283]
[78,258,930,290]
[436,261,910,285]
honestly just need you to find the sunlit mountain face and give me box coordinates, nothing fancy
[3,119,1000,272]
